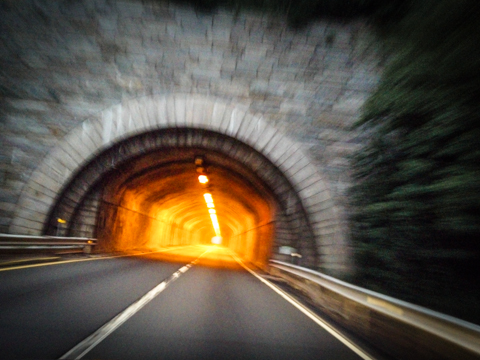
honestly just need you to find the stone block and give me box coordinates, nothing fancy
[139,98,157,129]
[243,44,269,61]
[311,212,339,229]
[299,183,330,203]
[11,211,44,230]
[183,97,197,127]
[266,80,290,97]
[56,138,86,166]
[151,96,168,128]
[192,68,221,81]
[26,181,58,200]
[98,15,118,32]
[236,59,261,74]
[254,125,277,153]
[80,119,103,156]
[248,80,270,99]
[97,107,119,145]
[278,149,309,175]
[279,100,307,116]
[165,96,177,127]
[143,20,168,38]
[304,196,334,215]
[263,133,292,163]
[207,27,231,42]
[44,148,76,177]
[224,108,247,138]
[116,1,145,18]
[64,34,101,55]
[9,224,41,236]
[314,224,337,237]
[173,94,187,127]
[217,105,234,133]
[295,173,325,194]
[243,117,264,146]
[0,202,15,213]
[128,99,151,132]
[235,113,255,143]
[332,93,368,115]
[17,195,51,214]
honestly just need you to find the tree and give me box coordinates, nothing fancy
[349,0,480,323]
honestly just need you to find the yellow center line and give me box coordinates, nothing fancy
[0,245,201,272]
[0,256,60,266]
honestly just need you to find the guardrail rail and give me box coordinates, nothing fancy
[268,260,480,360]
[0,234,97,254]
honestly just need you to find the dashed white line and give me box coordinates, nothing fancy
[59,249,210,360]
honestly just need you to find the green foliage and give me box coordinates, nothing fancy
[349,0,480,323]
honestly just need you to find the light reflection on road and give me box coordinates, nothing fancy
[139,245,244,270]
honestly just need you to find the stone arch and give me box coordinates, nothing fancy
[10,93,348,274]
[45,129,314,265]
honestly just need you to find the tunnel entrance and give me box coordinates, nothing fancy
[97,146,276,267]
[45,128,317,268]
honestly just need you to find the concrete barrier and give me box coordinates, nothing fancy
[268,260,480,360]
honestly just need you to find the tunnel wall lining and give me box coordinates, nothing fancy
[10,93,351,274]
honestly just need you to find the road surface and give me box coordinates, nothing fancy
[0,245,373,359]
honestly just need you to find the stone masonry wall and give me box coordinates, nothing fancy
[0,0,381,273]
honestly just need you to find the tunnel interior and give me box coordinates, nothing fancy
[46,129,318,268]
[97,148,276,266]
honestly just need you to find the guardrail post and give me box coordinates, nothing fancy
[83,245,92,254]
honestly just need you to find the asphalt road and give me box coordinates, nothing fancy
[0,245,371,360]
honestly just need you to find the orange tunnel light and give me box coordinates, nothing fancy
[204,193,221,236]
[198,175,209,184]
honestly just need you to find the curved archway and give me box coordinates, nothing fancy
[45,129,316,268]
[10,94,347,273]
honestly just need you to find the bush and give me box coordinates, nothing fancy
[349,0,480,324]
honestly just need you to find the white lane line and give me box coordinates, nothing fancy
[59,249,211,360]
[232,255,376,360]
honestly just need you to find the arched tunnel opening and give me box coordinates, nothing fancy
[97,148,276,267]
[44,128,318,269]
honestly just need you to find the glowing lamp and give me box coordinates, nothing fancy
[203,193,221,236]
[211,236,222,244]
[198,175,209,184]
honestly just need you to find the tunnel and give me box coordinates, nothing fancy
[44,128,318,269]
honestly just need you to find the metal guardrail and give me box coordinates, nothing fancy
[268,260,480,360]
[0,234,97,254]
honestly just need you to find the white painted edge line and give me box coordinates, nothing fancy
[232,255,376,360]
[59,249,210,360]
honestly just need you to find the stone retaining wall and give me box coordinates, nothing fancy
[0,0,381,276]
